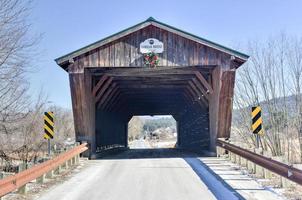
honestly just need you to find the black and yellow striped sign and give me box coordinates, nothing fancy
[44,111,54,139]
[252,106,262,134]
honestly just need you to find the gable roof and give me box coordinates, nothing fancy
[55,17,249,67]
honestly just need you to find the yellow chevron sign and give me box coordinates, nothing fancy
[252,106,263,135]
[44,111,54,139]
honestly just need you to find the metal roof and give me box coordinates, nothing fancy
[55,17,249,67]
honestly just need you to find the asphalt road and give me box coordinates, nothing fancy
[36,141,236,200]
[129,138,151,148]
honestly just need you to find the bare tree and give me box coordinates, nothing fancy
[128,116,144,141]
[0,0,37,133]
[0,91,48,167]
[0,0,41,168]
[233,33,295,159]
[287,36,302,162]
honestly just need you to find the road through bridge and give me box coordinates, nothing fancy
[35,143,285,200]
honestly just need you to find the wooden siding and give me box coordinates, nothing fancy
[68,25,231,73]
[69,71,96,156]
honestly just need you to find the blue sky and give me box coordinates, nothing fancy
[29,0,302,109]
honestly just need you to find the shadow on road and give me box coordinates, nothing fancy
[97,148,205,159]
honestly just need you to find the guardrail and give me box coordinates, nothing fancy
[0,143,88,197]
[216,139,302,185]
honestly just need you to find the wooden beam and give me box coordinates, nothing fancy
[113,80,190,85]
[194,71,213,94]
[111,76,194,81]
[116,85,187,89]
[121,104,183,111]
[101,87,119,110]
[101,71,196,77]
[128,111,179,116]
[189,80,208,107]
[92,75,108,96]
[183,90,194,105]
[95,77,113,103]
[108,92,123,112]
[123,94,184,99]
[87,65,216,73]
[122,99,186,104]
[186,85,206,109]
[186,86,197,102]
[97,82,117,109]
[189,81,208,107]
[116,89,185,94]
[88,67,204,77]
[192,78,209,100]
[106,90,122,111]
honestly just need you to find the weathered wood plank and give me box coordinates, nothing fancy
[97,82,117,108]
[101,87,119,110]
[92,75,108,97]
[167,31,174,66]
[109,43,115,66]
[194,71,213,94]
[189,81,208,107]
[95,77,113,103]
[106,91,121,111]
[217,70,236,138]
[192,78,209,100]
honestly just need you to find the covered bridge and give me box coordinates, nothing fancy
[55,17,248,158]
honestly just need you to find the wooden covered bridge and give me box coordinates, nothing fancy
[55,17,248,158]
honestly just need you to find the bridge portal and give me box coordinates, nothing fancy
[55,17,248,158]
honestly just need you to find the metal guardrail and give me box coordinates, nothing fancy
[0,143,88,197]
[216,139,302,185]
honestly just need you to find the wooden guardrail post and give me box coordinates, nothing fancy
[272,156,293,188]
[75,154,80,164]
[55,164,63,175]
[254,148,264,178]
[240,157,247,167]
[17,163,28,194]
[235,154,241,165]
[65,160,69,170]
[263,151,272,179]
[36,174,46,184]
[68,158,72,167]
[247,159,256,173]
[216,146,225,157]
[231,152,235,162]
[71,156,76,165]
[46,169,54,179]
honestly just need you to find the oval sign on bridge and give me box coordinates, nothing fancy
[140,38,164,54]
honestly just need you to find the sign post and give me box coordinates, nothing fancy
[251,106,263,148]
[44,111,54,155]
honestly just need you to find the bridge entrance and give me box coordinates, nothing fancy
[55,17,248,158]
